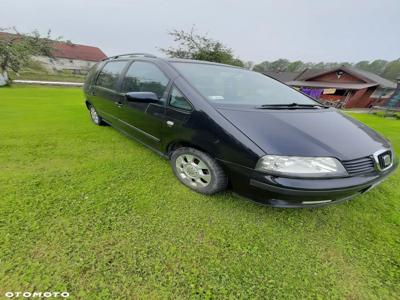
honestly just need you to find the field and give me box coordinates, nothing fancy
[0,86,399,299]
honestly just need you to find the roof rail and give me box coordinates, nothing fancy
[104,53,157,60]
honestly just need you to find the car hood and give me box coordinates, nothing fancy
[217,107,390,160]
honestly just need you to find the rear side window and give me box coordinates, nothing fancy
[85,62,102,85]
[169,87,192,111]
[96,61,127,90]
[83,62,104,91]
[122,62,169,99]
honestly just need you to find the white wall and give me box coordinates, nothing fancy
[32,56,97,73]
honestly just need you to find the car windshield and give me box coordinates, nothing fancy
[172,62,319,106]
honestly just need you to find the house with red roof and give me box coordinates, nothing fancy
[264,66,398,108]
[34,40,107,74]
[0,32,107,74]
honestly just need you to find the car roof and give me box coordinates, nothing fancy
[164,58,243,68]
[102,53,245,70]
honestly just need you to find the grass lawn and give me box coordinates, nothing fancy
[0,86,399,299]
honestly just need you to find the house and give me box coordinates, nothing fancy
[0,32,107,74]
[264,66,397,108]
[34,41,107,74]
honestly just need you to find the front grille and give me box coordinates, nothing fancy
[342,156,376,176]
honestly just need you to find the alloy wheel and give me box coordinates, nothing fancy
[175,154,212,187]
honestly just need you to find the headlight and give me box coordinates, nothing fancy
[255,155,348,178]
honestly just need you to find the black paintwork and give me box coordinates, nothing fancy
[83,55,398,207]
[216,106,391,160]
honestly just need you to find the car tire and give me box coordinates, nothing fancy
[88,104,106,126]
[171,147,228,195]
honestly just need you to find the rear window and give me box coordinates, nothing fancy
[84,62,103,90]
[85,62,101,83]
[96,61,128,90]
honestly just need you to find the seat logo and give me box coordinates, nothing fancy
[373,149,393,172]
[382,154,392,168]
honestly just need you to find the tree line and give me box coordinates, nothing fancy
[159,28,400,81]
[1,26,399,85]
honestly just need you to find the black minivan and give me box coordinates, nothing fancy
[83,53,397,207]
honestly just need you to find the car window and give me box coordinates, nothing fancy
[169,87,192,111]
[84,62,104,90]
[122,61,169,100]
[85,62,102,84]
[172,62,319,106]
[96,61,127,90]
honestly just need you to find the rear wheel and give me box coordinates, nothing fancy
[171,147,228,195]
[88,104,106,126]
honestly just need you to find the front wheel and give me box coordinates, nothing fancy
[170,147,228,195]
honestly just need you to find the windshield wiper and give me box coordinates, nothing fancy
[256,102,329,109]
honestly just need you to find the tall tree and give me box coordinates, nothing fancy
[0,27,57,85]
[269,59,290,72]
[160,27,243,67]
[313,62,326,69]
[381,59,400,81]
[354,60,370,71]
[368,59,388,75]
[286,60,305,72]
[253,61,271,73]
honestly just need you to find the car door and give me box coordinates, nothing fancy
[91,60,129,125]
[117,61,170,151]
[163,85,194,145]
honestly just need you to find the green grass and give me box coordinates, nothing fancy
[0,86,399,299]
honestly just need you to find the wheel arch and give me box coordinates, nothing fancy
[166,140,209,159]
[85,100,92,110]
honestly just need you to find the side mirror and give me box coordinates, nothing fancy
[125,92,159,103]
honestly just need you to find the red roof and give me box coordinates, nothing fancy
[0,32,107,62]
[52,42,107,62]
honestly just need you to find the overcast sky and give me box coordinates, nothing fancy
[2,0,399,63]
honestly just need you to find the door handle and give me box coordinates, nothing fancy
[166,120,174,127]
[115,101,123,107]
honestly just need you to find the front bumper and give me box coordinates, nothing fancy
[219,159,398,208]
